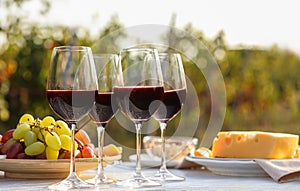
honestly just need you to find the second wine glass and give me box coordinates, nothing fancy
[86,54,119,185]
[151,53,187,181]
[113,47,164,188]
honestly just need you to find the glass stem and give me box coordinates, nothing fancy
[134,122,143,179]
[68,123,77,177]
[97,125,105,179]
[159,122,168,173]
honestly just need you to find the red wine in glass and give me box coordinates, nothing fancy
[46,90,96,123]
[113,86,164,122]
[150,53,187,182]
[153,88,186,123]
[46,46,98,190]
[85,53,119,185]
[114,47,164,188]
[89,91,114,126]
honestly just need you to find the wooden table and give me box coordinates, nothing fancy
[0,163,299,191]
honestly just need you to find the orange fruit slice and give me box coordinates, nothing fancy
[194,147,212,158]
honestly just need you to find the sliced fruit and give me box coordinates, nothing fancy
[75,129,91,145]
[81,146,95,158]
[194,147,212,158]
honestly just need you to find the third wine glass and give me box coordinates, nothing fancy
[113,47,164,188]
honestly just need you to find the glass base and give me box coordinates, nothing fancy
[48,173,94,190]
[150,169,185,182]
[116,176,161,188]
[86,174,116,185]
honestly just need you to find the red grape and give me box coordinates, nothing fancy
[6,142,24,159]
[0,138,16,154]
[1,129,14,144]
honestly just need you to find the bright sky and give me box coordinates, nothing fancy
[24,0,300,54]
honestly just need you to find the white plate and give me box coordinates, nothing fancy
[185,154,268,177]
[129,154,178,168]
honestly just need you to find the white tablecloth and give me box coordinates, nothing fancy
[0,163,299,191]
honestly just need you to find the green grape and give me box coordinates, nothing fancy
[60,134,78,151]
[31,126,40,135]
[24,130,37,147]
[54,120,71,136]
[45,146,59,159]
[19,113,35,125]
[25,141,45,156]
[40,116,56,128]
[13,123,31,140]
[45,132,62,151]
[37,128,48,142]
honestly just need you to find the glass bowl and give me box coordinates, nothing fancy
[143,136,198,163]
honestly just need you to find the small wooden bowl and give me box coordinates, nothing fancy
[0,155,121,179]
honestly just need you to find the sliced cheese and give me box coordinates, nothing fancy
[212,131,299,159]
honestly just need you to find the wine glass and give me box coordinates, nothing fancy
[86,54,119,185]
[113,47,164,188]
[46,46,98,190]
[150,53,187,181]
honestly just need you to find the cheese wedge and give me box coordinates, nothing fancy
[212,131,299,159]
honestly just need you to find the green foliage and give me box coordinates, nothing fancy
[224,47,300,133]
[0,0,96,131]
[1,0,300,139]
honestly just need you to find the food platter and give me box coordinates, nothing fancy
[0,155,121,179]
[185,154,268,177]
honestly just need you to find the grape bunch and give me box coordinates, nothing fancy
[0,114,95,159]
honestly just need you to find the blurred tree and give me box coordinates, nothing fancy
[1,0,300,140]
[0,0,95,133]
[92,14,125,53]
[0,0,51,130]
